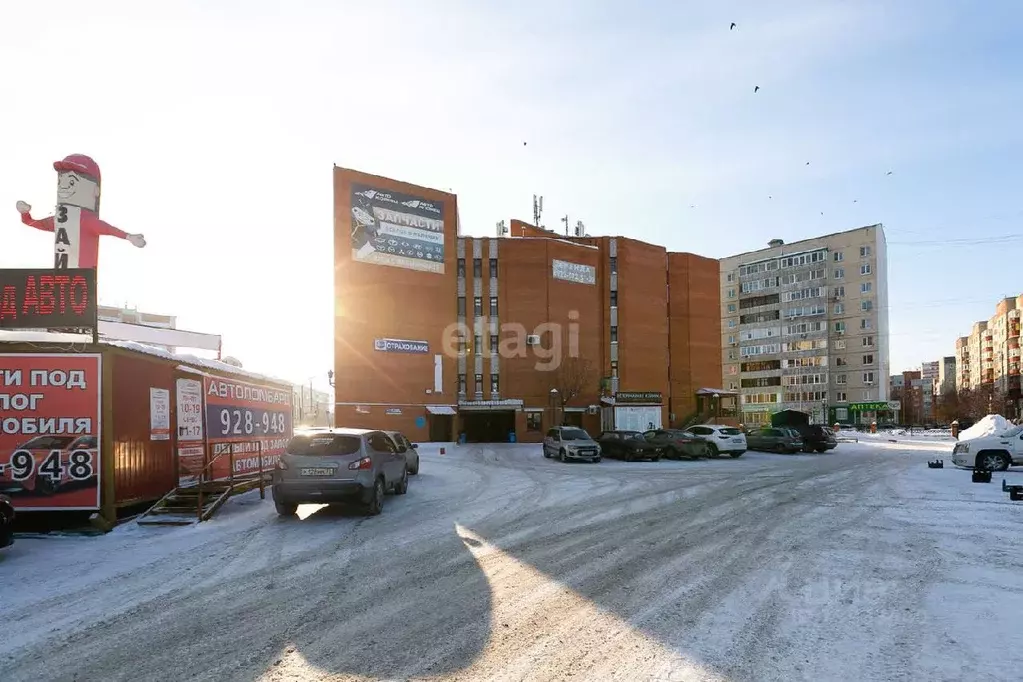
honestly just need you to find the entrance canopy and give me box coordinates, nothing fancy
[426,405,457,415]
[696,388,738,396]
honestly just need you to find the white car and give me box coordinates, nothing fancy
[951,424,1023,471]
[688,424,747,458]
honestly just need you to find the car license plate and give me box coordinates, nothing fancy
[732,438,743,443]
[300,467,336,476]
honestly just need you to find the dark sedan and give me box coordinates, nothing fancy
[597,431,663,461]
[746,427,803,453]
[642,429,709,460]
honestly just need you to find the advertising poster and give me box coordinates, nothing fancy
[204,376,293,479]
[149,387,170,441]
[350,182,445,274]
[175,378,205,486]
[0,353,102,511]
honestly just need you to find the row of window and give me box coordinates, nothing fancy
[457,373,500,395]
[784,356,827,368]
[833,299,874,314]
[740,343,781,357]
[833,264,871,279]
[784,321,826,335]
[457,296,499,318]
[834,372,876,384]
[782,373,827,386]
[783,390,828,402]
[738,249,829,277]
[782,286,827,303]
[456,257,499,278]
[741,359,781,372]
[834,354,875,366]
[727,338,831,361]
[785,304,827,319]
[832,246,872,262]
[743,393,781,404]
[741,376,782,388]
[739,310,779,325]
[834,319,872,333]
[740,327,780,341]
[834,336,874,349]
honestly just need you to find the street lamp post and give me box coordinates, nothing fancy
[550,388,559,427]
[712,393,719,421]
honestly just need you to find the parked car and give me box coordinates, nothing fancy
[543,427,602,462]
[641,429,709,460]
[597,431,662,461]
[0,494,14,550]
[791,424,838,453]
[688,424,747,458]
[272,428,408,516]
[384,430,420,475]
[746,427,803,453]
[951,424,1023,471]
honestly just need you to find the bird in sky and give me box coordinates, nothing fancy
[806,161,810,166]
[768,195,773,199]
[853,199,859,203]
[754,85,760,93]
[730,22,737,30]
[886,170,893,175]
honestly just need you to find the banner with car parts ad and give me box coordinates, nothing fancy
[349,182,445,274]
[0,353,102,511]
[204,376,293,479]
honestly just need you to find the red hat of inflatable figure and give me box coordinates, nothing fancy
[53,154,101,182]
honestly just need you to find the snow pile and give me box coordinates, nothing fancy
[960,414,1011,441]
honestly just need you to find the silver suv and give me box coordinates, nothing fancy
[543,426,602,462]
[272,428,408,516]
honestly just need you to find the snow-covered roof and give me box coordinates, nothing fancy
[0,331,291,387]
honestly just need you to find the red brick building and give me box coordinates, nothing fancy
[333,167,724,442]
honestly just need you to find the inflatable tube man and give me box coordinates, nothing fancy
[15,154,146,270]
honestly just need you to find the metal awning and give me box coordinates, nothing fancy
[696,387,738,396]
[425,405,457,415]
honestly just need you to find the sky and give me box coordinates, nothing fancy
[1,0,1021,389]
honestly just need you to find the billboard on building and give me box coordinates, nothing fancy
[203,376,293,479]
[0,353,102,511]
[349,182,445,274]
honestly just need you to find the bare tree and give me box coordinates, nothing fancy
[551,357,599,408]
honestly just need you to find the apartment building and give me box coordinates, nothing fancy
[936,356,956,397]
[920,360,939,420]
[720,224,890,426]
[954,295,1022,414]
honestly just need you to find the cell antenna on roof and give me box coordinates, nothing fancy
[533,194,544,228]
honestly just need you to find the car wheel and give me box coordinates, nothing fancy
[559,449,567,462]
[730,451,744,458]
[594,457,602,463]
[410,460,420,475]
[976,451,1011,472]
[625,451,634,462]
[707,444,719,458]
[815,447,827,453]
[365,477,385,516]
[543,447,551,459]
[274,499,297,517]
[394,469,409,495]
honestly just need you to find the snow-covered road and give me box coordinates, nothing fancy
[3,442,1023,681]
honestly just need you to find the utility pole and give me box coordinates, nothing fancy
[561,214,569,236]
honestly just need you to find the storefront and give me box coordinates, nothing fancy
[836,400,901,425]
[600,392,664,432]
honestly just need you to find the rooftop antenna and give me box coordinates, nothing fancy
[561,214,570,236]
[533,194,544,228]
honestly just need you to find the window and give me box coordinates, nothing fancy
[610,256,618,273]
[458,374,467,394]
[490,296,498,316]
[369,433,397,453]
[526,412,542,431]
[860,263,871,275]
[457,335,467,354]
[861,299,873,312]
[727,288,736,299]
[836,391,847,402]
[834,339,846,349]
[490,335,498,353]
[489,258,497,274]
[836,357,847,366]
[863,354,874,365]
[457,258,466,277]
[729,382,738,390]
[834,285,845,298]
[726,272,734,282]
[473,258,482,277]
[834,268,845,279]
[834,302,844,314]
[610,326,618,343]
[473,297,482,316]
[727,303,737,313]
[863,371,875,384]
[474,373,483,393]
[861,282,872,294]
[610,290,618,307]
[286,434,361,457]
[491,374,499,394]
[833,251,844,262]
[474,334,481,353]
[727,350,737,360]
[727,335,735,344]
[728,319,737,328]
[860,318,872,330]
[457,296,466,317]
[834,321,846,333]
[836,374,847,384]
[862,336,874,347]
[860,245,871,258]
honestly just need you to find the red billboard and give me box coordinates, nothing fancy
[203,376,292,480]
[0,353,102,511]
